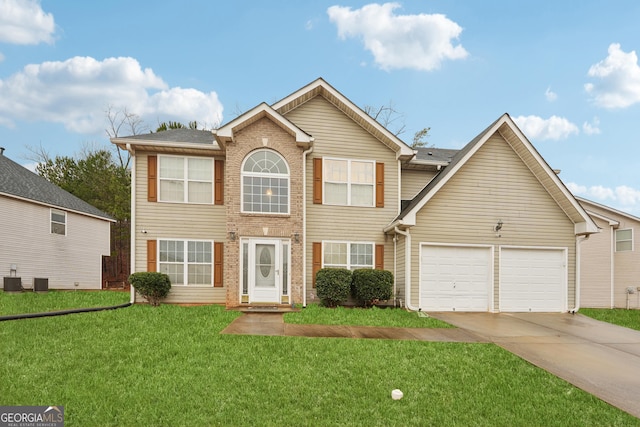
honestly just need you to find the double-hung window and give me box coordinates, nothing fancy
[159,156,213,204]
[159,240,213,285]
[615,229,633,252]
[323,241,374,270]
[50,209,66,235]
[323,158,375,206]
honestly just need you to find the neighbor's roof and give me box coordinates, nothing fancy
[0,153,114,221]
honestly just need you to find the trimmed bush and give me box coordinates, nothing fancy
[129,272,171,307]
[351,269,393,307]
[315,268,352,307]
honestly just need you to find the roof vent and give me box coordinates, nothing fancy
[0,147,4,156]
[427,151,433,156]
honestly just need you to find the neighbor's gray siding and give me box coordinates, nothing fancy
[0,195,110,289]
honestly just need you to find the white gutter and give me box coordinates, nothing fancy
[571,235,588,313]
[127,144,136,304]
[301,143,314,308]
[394,227,418,311]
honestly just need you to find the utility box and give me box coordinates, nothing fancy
[34,278,49,293]
[3,277,22,292]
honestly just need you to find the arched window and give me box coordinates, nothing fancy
[242,149,290,214]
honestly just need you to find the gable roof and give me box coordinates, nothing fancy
[215,103,313,147]
[112,129,221,155]
[271,78,415,161]
[0,153,114,221]
[387,113,598,236]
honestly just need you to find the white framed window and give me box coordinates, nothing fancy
[50,209,66,235]
[159,156,213,204]
[242,149,289,214]
[615,229,633,252]
[158,239,213,286]
[323,241,374,270]
[323,158,375,207]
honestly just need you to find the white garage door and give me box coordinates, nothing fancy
[500,247,566,312]
[420,245,492,312]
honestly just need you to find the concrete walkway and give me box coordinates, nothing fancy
[221,311,640,419]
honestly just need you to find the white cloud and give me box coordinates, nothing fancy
[0,0,55,45]
[545,87,557,102]
[0,56,224,134]
[582,117,601,135]
[513,115,579,141]
[568,182,640,214]
[327,2,468,71]
[584,43,640,108]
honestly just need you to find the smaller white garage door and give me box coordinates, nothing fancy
[500,247,566,312]
[420,245,492,312]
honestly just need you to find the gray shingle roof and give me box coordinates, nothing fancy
[413,147,459,163]
[120,129,217,145]
[0,153,113,220]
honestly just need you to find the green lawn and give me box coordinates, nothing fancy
[0,290,130,315]
[580,308,640,331]
[285,303,452,328]
[1,293,638,426]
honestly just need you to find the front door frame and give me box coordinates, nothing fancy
[241,237,290,304]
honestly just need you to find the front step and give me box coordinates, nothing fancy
[233,304,298,313]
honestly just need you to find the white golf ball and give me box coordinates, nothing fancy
[391,389,403,400]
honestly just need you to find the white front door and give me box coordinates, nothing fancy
[248,239,281,303]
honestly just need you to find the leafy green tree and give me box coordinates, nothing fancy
[155,120,199,132]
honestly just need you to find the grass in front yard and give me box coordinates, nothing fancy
[1,302,638,426]
[284,304,453,328]
[0,290,130,316]
[580,308,640,331]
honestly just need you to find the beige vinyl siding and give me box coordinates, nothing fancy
[394,233,406,303]
[580,216,614,308]
[0,195,110,289]
[408,134,576,311]
[401,169,437,200]
[580,201,640,308]
[284,96,400,296]
[134,152,226,304]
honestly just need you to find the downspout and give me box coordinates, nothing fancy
[301,143,314,308]
[571,235,588,313]
[610,225,615,309]
[127,144,136,304]
[394,227,418,311]
[393,234,397,307]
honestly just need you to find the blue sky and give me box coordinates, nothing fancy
[1,1,640,213]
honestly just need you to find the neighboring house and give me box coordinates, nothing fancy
[0,149,114,289]
[113,78,598,312]
[578,197,640,309]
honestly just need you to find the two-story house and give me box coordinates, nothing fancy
[113,78,598,312]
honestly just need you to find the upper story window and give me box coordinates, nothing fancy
[615,229,633,252]
[50,209,66,235]
[159,156,213,204]
[323,158,375,207]
[242,149,289,214]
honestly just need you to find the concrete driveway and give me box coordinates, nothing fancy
[429,312,640,419]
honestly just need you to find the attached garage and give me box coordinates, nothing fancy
[420,244,492,311]
[499,247,567,312]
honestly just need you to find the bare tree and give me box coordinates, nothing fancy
[363,101,406,137]
[105,106,148,169]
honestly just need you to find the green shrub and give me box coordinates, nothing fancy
[315,268,352,307]
[351,269,393,307]
[129,272,171,307]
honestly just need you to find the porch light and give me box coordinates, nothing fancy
[494,220,503,232]
[229,231,237,241]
